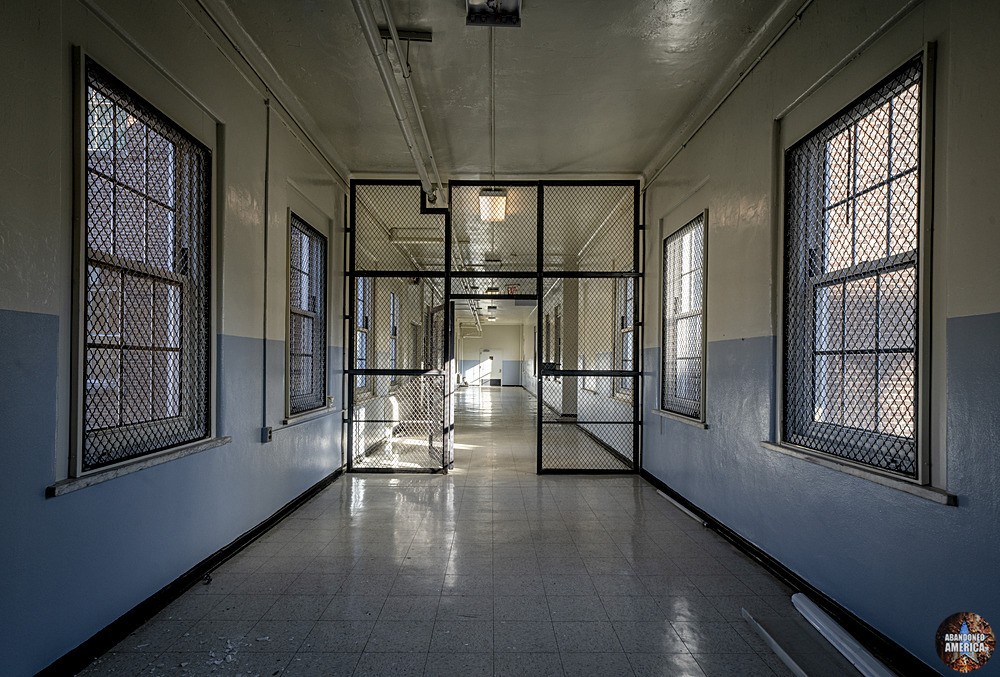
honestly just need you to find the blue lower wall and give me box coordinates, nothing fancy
[501,360,521,386]
[642,321,1000,671]
[0,309,343,675]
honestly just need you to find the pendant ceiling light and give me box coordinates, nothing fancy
[480,187,507,222]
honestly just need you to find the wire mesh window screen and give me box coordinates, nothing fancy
[289,214,327,415]
[81,60,211,472]
[783,57,922,477]
[661,213,705,419]
[615,278,637,397]
[389,292,399,380]
[355,276,373,393]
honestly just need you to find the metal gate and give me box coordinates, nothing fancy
[347,181,452,472]
[537,182,641,472]
[346,179,641,473]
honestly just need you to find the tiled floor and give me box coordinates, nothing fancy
[81,387,796,676]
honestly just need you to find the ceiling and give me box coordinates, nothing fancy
[221,0,786,176]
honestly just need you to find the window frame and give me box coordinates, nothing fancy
[354,275,375,398]
[776,49,935,485]
[388,291,399,384]
[286,211,328,417]
[660,210,708,422]
[613,277,636,401]
[70,49,216,478]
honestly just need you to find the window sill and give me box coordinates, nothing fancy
[759,441,956,506]
[47,436,232,498]
[653,409,708,429]
[282,405,339,427]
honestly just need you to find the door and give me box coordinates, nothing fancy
[537,182,641,473]
[482,350,503,386]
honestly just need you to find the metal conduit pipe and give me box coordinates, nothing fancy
[351,0,436,201]
[378,0,446,203]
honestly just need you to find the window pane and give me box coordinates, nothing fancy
[147,129,176,207]
[878,353,914,438]
[87,174,115,255]
[86,348,120,430]
[842,354,877,431]
[152,351,180,418]
[676,358,701,401]
[814,284,843,352]
[813,354,843,426]
[879,266,916,351]
[115,188,146,263]
[121,349,153,425]
[889,171,919,255]
[676,316,701,359]
[854,102,890,192]
[87,266,121,344]
[148,203,175,271]
[891,83,920,174]
[153,282,182,349]
[825,203,852,272]
[843,276,877,352]
[116,110,147,194]
[123,275,154,347]
[855,185,888,264]
[825,128,852,206]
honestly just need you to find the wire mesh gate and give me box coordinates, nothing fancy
[347,179,641,473]
[347,181,452,472]
[537,182,641,472]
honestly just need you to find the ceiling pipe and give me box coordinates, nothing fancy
[351,0,437,202]
[378,0,446,204]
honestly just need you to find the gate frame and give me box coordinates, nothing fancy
[346,179,452,473]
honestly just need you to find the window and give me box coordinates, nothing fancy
[355,276,372,392]
[389,292,399,382]
[79,59,211,473]
[288,214,327,415]
[544,313,552,364]
[783,57,923,478]
[614,278,636,397]
[554,306,562,368]
[661,212,706,419]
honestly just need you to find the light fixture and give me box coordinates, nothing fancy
[487,305,498,311]
[479,188,507,222]
[485,286,500,295]
[487,316,497,322]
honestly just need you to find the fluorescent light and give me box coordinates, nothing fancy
[486,316,497,322]
[479,188,507,222]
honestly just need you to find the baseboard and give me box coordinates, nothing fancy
[38,466,345,677]
[638,468,937,677]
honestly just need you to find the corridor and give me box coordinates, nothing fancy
[81,388,795,676]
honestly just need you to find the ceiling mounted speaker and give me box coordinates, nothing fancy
[466,0,521,27]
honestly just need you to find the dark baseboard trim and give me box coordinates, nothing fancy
[38,466,345,677]
[638,468,937,677]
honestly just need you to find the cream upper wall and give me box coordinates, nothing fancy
[643,0,1000,344]
[459,324,523,365]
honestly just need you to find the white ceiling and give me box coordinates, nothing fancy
[221,0,786,176]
